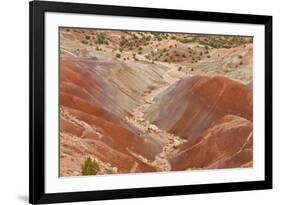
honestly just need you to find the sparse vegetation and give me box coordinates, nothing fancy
[174,35,252,49]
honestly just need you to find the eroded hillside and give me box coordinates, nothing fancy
[59,28,253,176]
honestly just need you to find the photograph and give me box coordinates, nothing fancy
[59,28,253,177]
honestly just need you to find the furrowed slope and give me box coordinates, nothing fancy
[60,57,167,176]
[144,76,252,142]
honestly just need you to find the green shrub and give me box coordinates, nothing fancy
[116,53,121,58]
[81,40,88,44]
[81,157,99,176]
[178,38,192,43]
[95,33,108,45]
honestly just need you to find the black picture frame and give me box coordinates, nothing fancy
[29,0,272,204]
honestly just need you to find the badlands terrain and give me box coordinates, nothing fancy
[59,28,253,176]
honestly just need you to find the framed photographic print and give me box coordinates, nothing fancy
[29,0,272,204]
